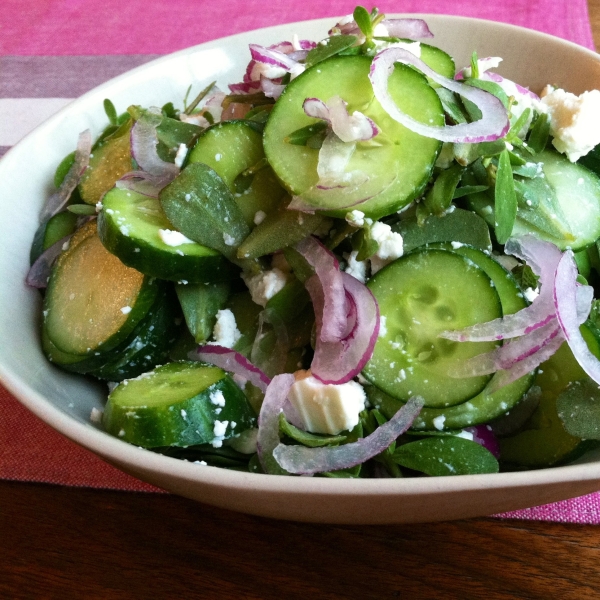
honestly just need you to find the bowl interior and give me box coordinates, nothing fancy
[2,15,600,524]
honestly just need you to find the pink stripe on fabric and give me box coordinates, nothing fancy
[0,0,594,55]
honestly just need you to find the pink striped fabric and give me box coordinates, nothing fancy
[0,0,598,522]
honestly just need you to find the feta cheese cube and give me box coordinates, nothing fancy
[242,268,288,307]
[288,370,366,435]
[210,309,241,349]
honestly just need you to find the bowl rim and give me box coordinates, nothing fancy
[2,13,600,502]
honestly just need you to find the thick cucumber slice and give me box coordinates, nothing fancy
[98,188,237,283]
[188,120,285,225]
[418,43,455,79]
[499,325,600,468]
[263,55,444,219]
[79,122,133,205]
[43,221,159,356]
[102,362,256,448]
[363,248,502,407]
[368,245,535,429]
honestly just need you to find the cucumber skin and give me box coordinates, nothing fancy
[97,191,238,284]
[103,364,256,448]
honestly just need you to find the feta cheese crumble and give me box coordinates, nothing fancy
[174,143,188,168]
[210,309,242,349]
[345,210,365,227]
[242,268,288,307]
[158,229,195,247]
[344,250,368,283]
[209,389,226,407]
[288,370,366,435]
[540,86,600,162]
[369,221,404,274]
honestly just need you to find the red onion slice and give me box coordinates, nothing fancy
[257,373,296,474]
[308,271,380,385]
[130,109,180,180]
[192,345,271,392]
[295,236,348,343]
[465,425,500,458]
[303,96,380,143]
[272,395,424,474]
[554,252,600,384]
[329,17,433,40]
[26,234,72,289]
[369,48,509,143]
[40,129,92,223]
[115,170,170,198]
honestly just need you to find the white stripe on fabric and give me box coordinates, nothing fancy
[0,98,73,146]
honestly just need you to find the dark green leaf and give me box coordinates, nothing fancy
[284,121,328,146]
[578,144,600,177]
[305,35,358,67]
[557,379,600,440]
[354,226,379,261]
[494,150,517,244]
[464,79,510,109]
[392,437,499,475]
[423,163,465,215]
[54,151,76,188]
[526,113,550,154]
[507,107,531,141]
[66,204,96,216]
[184,81,216,115]
[436,88,468,124]
[279,413,347,447]
[512,162,542,179]
[452,185,489,199]
[161,102,178,119]
[476,140,507,158]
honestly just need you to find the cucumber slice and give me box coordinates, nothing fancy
[98,188,237,283]
[363,248,503,407]
[418,43,455,80]
[30,210,79,264]
[263,55,444,219]
[43,221,159,356]
[499,324,600,468]
[78,122,133,205]
[102,362,256,448]
[467,149,600,250]
[368,245,535,429]
[188,120,285,225]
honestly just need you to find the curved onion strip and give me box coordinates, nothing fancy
[249,44,300,70]
[440,235,562,342]
[295,236,348,343]
[382,18,434,39]
[309,272,380,385]
[130,110,180,180]
[115,170,170,198]
[26,234,73,289]
[487,332,565,393]
[257,373,296,474]
[369,47,509,143]
[273,396,424,474]
[449,321,562,378]
[303,96,380,143]
[260,78,286,99]
[554,252,600,384]
[40,129,92,222]
[192,345,271,392]
[465,425,500,458]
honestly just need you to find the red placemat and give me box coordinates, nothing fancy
[0,0,598,521]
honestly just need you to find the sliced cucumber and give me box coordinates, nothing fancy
[30,210,79,264]
[418,43,455,79]
[78,121,133,205]
[499,324,600,468]
[102,361,256,448]
[43,221,159,357]
[466,149,600,250]
[368,245,535,429]
[98,187,237,283]
[188,120,285,225]
[363,248,503,407]
[263,55,444,219]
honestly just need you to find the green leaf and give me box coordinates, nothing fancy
[392,437,499,475]
[103,98,118,126]
[435,89,468,124]
[557,379,600,440]
[578,143,600,177]
[184,81,216,115]
[464,79,510,110]
[354,226,379,261]
[527,113,550,154]
[305,35,358,67]
[452,185,489,199]
[353,5,373,38]
[470,51,479,79]
[66,204,96,216]
[279,413,347,447]
[423,163,465,215]
[507,107,531,141]
[494,150,517,244]
[284,121,328,146]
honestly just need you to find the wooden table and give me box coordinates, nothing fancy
[2,5,600,598]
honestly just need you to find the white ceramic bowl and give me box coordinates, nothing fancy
[2,15,600,524]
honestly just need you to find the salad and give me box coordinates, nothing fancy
[27,7,600,478]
